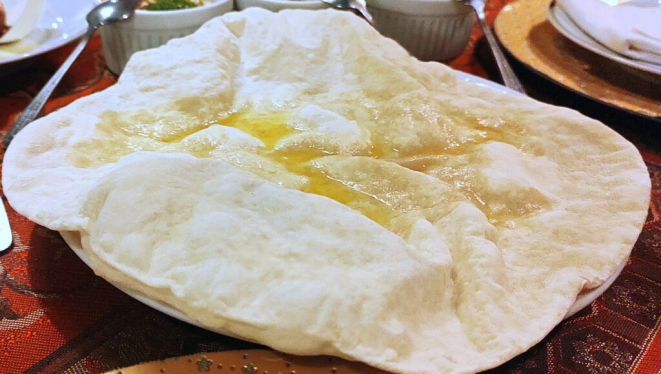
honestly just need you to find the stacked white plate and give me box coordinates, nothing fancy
[547,2,661,77]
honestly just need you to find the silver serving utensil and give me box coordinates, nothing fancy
[456,0,525,93]
[1,0,141,149]
[322,0,374,25]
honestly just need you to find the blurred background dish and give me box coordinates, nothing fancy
[547,1,661,76]
[100,0,233,75]
[495,0,661,121]
[0,0,46,44]
[0,0,99,66]
[366,0,475,61]
[553,0,661,66]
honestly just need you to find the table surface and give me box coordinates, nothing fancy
[1,1,660,373]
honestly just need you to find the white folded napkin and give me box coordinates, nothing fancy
[556,0,661,65]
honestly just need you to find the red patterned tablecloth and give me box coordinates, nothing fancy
[1,1,660,373]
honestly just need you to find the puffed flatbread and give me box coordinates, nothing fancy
[3,9,650,373]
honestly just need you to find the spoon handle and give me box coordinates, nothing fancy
[476,16,525,94]
[2,27,95,148]
[349,0,374,25]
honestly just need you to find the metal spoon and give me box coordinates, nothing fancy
[456,0,525,93]
[1,0,141,148]
[322,0,374,25]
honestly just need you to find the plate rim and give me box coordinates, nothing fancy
[0,0,101,66]
[60,225,627,333]
[56,69,628,326]
[60,230,206,328]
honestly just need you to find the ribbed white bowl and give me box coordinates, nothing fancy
[235,0,329,11]
[367,0,475,62]
[100,0,233,75]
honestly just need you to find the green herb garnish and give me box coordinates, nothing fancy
[144,0,198,11]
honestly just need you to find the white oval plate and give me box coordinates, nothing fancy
[0,0,100,66]
[58,71,628,330]
[547,2,661,77]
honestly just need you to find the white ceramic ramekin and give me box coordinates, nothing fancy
[235,0,328,11]
[100,0,233,75]
[366,0,475,62]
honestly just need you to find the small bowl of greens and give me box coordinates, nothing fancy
[140,0,210,11]
[100,0,232,75]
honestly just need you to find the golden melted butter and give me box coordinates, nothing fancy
[71,107,543,228]
[397,116,550,226]
[218,111,294,149]
[303,169,398,227]
[218,113,398,226]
